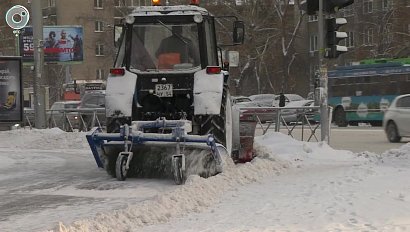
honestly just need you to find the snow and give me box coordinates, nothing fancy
[0,128,410,232]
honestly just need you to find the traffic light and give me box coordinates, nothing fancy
[324,0,354,14]
[325,17,348,59]
[301,0,354,15]
[302,0,319,15]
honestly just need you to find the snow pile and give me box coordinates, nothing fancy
[55,156,290,231]
[379,143,410,165]
[254,132,365,165]
[53,132,372,232]
[0,128,89,150]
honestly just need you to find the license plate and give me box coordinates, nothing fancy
[155,84,173,97]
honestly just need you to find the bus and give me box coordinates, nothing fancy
[328,58,410,127]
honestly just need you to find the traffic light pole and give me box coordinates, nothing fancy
[318,0,330,142]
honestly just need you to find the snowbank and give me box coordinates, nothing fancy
[53,132,373,232]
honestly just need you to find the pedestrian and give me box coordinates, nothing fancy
[279,93,286,107]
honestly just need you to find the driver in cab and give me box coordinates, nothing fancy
[155,26,199,69]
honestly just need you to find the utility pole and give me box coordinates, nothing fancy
[318,0,329,142]
[31,0,47,128]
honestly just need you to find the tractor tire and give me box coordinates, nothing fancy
[116,154,128,181]
[172,156,186,185]
[199,86,233,154]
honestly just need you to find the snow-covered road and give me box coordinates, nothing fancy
[0,128,409,232]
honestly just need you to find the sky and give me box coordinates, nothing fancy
[0,128,409,232]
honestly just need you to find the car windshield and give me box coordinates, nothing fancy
[235,97,251,103]
[250,94,275,101]
[129,23,200,72]
[65,103,79,109]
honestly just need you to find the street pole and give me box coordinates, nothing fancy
[31,0,47,128]
[318,0,329,142]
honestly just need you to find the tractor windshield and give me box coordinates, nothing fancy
[129,22,200,72]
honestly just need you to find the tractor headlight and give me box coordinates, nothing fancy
[193,14,203,23]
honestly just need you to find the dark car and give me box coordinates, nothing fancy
[78,91,106,131]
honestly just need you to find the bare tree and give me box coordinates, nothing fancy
[205,0,306,95]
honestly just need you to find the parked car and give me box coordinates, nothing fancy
[236,94,276,123]
[383,94,410,142]
[78,91,106,131]
[249,94,277,107]
[272,94,305,107]
[48,101,81,131]
[280,100,318,124]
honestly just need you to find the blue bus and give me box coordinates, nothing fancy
[328,59,410,126]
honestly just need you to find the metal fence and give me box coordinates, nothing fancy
[23,108,106,132]
[23,106,332,142]
[238,106,332,142]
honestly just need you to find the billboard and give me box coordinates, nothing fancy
[20,26,83,63]
[0,57,23,123]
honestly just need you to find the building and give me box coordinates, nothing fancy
[0,0,152,103]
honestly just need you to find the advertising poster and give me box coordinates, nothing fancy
[20,26,83,63]
[0,57,23,123]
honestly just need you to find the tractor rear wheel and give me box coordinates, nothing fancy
[199,86,232,154]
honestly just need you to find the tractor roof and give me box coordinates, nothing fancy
[130,5,210,17]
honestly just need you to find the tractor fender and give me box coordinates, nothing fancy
[193,69,224,115]
[105,69,137,118]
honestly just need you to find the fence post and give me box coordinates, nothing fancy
[275,108,281,132]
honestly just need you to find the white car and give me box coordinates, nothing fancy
[248,94,277,107]
[272,94,305,107]
[383,94,410,142]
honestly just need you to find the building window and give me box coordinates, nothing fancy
[130,0,149,6]
[48,0,56,7]
[308,15,318,22]
[95,21,104,32]
[94,0,103,8]
[96,44,104,56]
[363,28,374,45]
[115,0,126,7]
[114,17,122,25]
[363,0,373,13]
[341,5,354,17]
[382,0,391,10]
[310,35,318,51]
[96,69,105,79]
[344,31,354,47]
